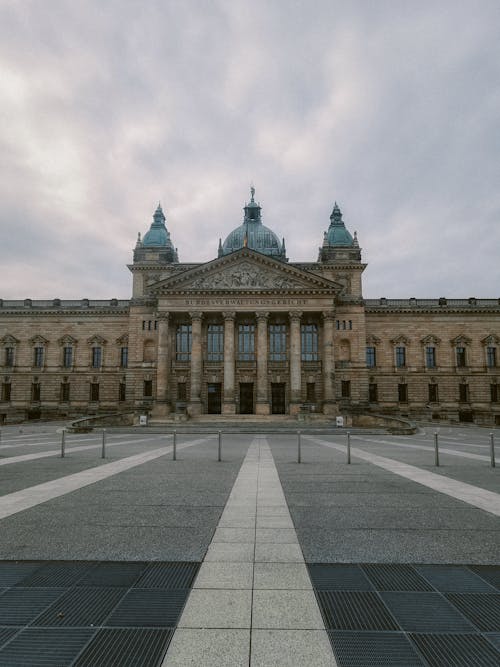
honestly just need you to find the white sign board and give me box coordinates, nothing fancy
[139,415,148,426]
[336,416,344,428]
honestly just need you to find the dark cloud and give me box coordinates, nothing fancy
[0,0,499,298]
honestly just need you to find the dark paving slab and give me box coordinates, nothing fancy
[0,437,250,561]
[409,632,500,667]
[0,560,199,667]
[328,630,424,667]
[269,433,500,564]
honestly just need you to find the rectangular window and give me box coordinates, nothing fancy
[491,384,499,403]
[92,347,102,368]
[306,382,316,402]
[177,382,187,401]
[398,383,408,403]
[425,346,436,368]
[2,382,11,402]
[207,324,224,361]
[487,347,497,368]
[395,347,406,368]
[366,346,376,368]
[32,382,41,401]
[369,383,378,402]
[456,347,466,367]
[120,347,128,368]
[459,383,469,402]
[176,324,192,361]
[60,382,70,402]
[341,380,351,398]
[428,383,439,403]
[269,324,287,361]
[143,379,153,397]
[63,346,73,368]
[238,324,255,361]
[4,347,14,367]
[90,383,99,401]
[301,324,318,361]
[119,382,126,402]
[33,347,44,367]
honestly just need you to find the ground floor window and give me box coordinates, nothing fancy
[369,383,378,402]
[119,382,126,402]
[398,383,408,403]
[1,381,11,402]
[459,383,469,402]
[341,380,351,398]
[491,384,499,403]
[306,382,316,402]
[90,383,99,402]
[144,380,153,397]
[428,383,438,403]
[60,382,70,402]
[32,382,41,402]
[177,382,187,402]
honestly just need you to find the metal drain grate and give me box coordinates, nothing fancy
[380,592,476,633]
[308,564,374,591]
[0,628,95,667]
[16,562,95,588]
[73,628,174,667]
[0,562,41,587]
[361,564,434,591]
[469,566,500,591]
[446,593,500,632]
[409,632,500,667]
[484,633,500,651]
[76,562,148,588]
[416,565,497,593]
[328,630,425,667]
[316,591,400,630]
[105,589,189,627]
[33,587,127,627]
[134,562,199,589]
[0,628,18,648]
[0,588,65,625]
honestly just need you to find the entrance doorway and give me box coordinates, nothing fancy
[207,383,222,414]
[271,383,286,414]
[239,383,254,414]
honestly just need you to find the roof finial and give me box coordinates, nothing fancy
[250,184,255,202]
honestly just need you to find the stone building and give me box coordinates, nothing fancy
[1,189,499,425]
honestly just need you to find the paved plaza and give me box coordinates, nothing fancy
[0,422,498,665]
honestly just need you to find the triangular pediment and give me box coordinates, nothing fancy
[149,248,342,294]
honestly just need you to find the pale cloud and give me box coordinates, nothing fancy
[0,0,499,299]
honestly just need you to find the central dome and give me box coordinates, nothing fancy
[218,188,287,261]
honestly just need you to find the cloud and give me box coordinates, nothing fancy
[0,0,499,298]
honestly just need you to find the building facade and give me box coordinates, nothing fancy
[1,190,500,425]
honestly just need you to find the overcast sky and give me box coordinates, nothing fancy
[0,0,499,299]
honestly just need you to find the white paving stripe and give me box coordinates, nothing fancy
[359,436,491,462]
[305,436,500,517]
[164,436,336,667]
[0,435,172,467]
[0,436,213,520]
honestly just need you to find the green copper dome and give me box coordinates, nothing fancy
[219,188,287,261]
[325,203,354,246]
[143,204,174,248]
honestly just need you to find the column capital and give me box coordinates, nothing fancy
[289,310,303,322]
[155,312,170,322]
[189,311,203,322]
[322,311,336,322]
[256,311,269,322]
[222,311,236,321]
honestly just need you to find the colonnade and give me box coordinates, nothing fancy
[154,310,336,416]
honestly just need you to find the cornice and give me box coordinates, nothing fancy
[0,308,129,317]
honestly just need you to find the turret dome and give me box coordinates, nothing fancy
[134,203,179,263]
[219,187,287,261]
[325,203,354,246]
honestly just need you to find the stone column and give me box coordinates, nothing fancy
[152,313,170,417]
[322,311,336,414]
[256,311,270,415]
[189,312,203,416]
[222,312,236,414]
[289,310,302,413]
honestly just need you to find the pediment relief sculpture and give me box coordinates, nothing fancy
[189,263,305,290]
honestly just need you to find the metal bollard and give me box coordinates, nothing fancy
[434,431,440,467]
[490,433,496,468]
[101,429,106,459]
[218,430,222,462]
[173,430,177,461]
[347,431,351,464]
[61,429,66,458]
[297,430,301,463]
